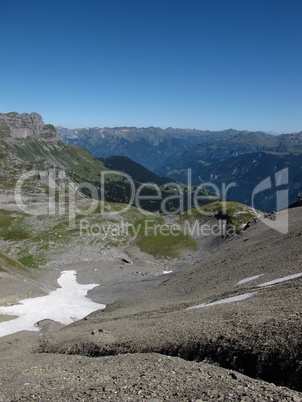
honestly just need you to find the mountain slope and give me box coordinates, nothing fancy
[155,130,302,179]
[36,207,302,394]
[0,112,199,269]
[102,155,170,185]
[153,130,302,212]
[155,131,279,176]
[0,112,109,189]
[159,151,302,212]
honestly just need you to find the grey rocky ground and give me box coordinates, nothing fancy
[0,208,302,400]
[0,347,301,401]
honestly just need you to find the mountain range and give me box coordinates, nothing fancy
[57,125,255,170]
[57,124,302,212]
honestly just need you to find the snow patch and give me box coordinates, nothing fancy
[186,271,302,312]
[236,274,265,286]
[0,270,105,338]
[258,272,302,288]
[162,270,173,275]
[186,292,258,310]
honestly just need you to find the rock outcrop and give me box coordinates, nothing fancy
[0,112,57,140]
[0,111,108,191]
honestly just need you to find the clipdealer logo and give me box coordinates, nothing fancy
[14,167,289,234]
[252,168,289,234]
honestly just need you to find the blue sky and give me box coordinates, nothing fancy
[0,0,301,132]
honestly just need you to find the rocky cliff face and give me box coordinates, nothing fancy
[0,112,57,140]
[0,112,109,192]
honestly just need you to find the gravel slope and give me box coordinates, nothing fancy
[1,208,302,400]
[1,350,301,402]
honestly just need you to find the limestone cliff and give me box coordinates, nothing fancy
[0,111,108,191]
[0,112,57,140]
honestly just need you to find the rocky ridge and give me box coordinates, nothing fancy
[0,112,57,140]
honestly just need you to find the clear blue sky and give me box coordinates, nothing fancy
[0,0,301,133]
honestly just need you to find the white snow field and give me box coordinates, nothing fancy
[0,270,105,337]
